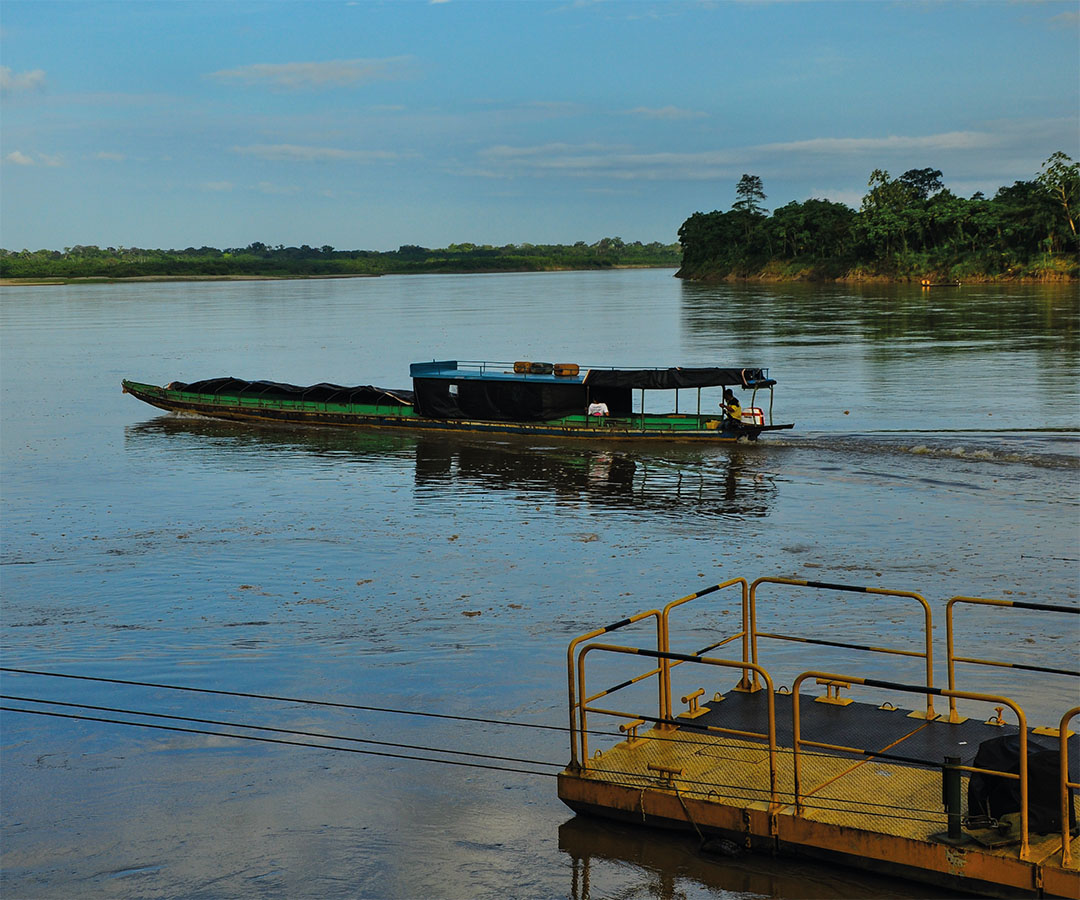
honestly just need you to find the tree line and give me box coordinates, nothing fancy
[677,152,1079,282]
[0,238,680,280]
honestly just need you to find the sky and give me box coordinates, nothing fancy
[1,0,1078,252]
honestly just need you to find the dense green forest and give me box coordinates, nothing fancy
[5,153,1076,284]
[677,152,1079,282]
[0,238,680,281]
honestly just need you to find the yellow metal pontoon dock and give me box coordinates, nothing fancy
[558,577,1079,898]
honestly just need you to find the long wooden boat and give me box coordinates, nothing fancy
[559,576,1079,898]
[122,359,794,441]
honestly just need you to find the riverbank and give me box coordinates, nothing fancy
[677,271,1078,284]
[0,273,382,287]
[8,262,1077,288]
[0,240,682,283]
[675,256,1078,284]
[0,264,676,287]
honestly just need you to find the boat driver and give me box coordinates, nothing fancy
[722,389,742,428]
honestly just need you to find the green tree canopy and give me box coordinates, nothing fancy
[676,154,1078,281]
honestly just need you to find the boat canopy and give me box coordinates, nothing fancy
[405,361,776,422]
[408,361,773,390]
[583,367,773,390]
[167,377,415,407]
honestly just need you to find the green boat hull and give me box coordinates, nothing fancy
[122,380,793,442]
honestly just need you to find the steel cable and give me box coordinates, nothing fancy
[1,702,945,822]
[0,668,953,821]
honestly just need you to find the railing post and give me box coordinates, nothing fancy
[1061,707,1079,867]
[566,610,661,769]
[794,669,1030,857]
[657,614,671,726]
[658,578,749,699]
[578,643,780,809]
[942,756,962,840]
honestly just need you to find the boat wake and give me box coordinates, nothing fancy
[769,432,1080,470]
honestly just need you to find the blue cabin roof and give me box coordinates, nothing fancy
[410,360,586,385]
[409,360,774,390]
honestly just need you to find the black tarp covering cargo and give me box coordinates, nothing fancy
[412,378,589,421]
[967,733,1076,834]
[583,367,772,390]
[168,378,415,407]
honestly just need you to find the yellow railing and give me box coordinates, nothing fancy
[750,577,937,717]
[945,595,1080,723]
[575,642,780,807]
[1061,707,1080,866]
[566,579,751,769]
[566,609,663,769]
[565,575,1078,866]
[659,578,752,703]
[790,670,1034,860]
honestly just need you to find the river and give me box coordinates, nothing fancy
[1,270,1077,898]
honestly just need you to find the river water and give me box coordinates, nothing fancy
[1,270,1077,899]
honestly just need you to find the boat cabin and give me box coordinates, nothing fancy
[408,360,776,424]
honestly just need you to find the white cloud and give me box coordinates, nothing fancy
[0,66,46,95]
[94,151,126,162]
[757,132,1000,156]
[474,142,739,180]
[622,106,708,120]
[201,181,234,192]
[209,57,416,90]
[468,127,1061,183]
[481,141,615,158]
[5,150,35,166]
[232,144,399,163]
[4,150,62,167]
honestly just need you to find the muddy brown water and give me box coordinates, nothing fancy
[2,271,1077,898]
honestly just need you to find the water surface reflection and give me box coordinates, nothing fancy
[4,273,1077,900]
[125,418,779,522]
[680,282,1078,355]
[559,816,961,899]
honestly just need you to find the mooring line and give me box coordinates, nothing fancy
[0,666,568,731]
[0,694,560,769]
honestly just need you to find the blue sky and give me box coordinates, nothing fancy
[2,0,1077,251]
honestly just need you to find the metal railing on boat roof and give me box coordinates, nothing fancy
[411,360,770,378]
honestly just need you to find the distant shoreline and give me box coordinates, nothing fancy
[0,265,674,287]
[0,273,383,286]
[3,267,1073,287]
[675,271,1077,285]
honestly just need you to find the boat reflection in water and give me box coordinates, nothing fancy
[413,434,775,521]
[124,415,778,521]
[558,816,959,900]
